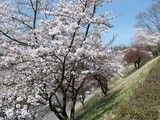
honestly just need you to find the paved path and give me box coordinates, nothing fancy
[42,111,57,120]
[0,117,4,120]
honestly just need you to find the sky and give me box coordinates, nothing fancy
[101,0,153,45]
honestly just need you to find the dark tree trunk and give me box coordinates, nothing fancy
[79,95,85,106]
[148,45,159,57]
[62,91,68,120]
[137,57,141,68]
[49,94,66,120]
[70,78,77,120]
[100,84,107,96]
[134,62,137,69]
[70,98,76,120]
[94,74,108,96]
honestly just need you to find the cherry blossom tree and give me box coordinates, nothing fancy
[133,28,160,56]
[135,0,160,56]
[0,0,55,47]
[0,0,122,120]
[124,44,150,68]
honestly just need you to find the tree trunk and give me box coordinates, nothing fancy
[100,85,107,96]
[62,91,68,120]
[134,62,137,68]
[70,87,77,120]
[94,75,108,96]
[49,95,65,120]
[79,95,85,106]
[137,58,141,68]
[70,99,76,120]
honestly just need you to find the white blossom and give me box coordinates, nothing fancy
[0,0,123,119]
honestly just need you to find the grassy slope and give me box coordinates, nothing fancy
[75,57,159,120]
[114,57,160,120]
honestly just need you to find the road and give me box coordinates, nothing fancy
[42,111,57,120]
[0,117,4,120]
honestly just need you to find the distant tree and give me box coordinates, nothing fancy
[136,0,160,33]
[113,44,128,51]
[135,0,160,56]
[124,45,150,68]
[133,28,160,57]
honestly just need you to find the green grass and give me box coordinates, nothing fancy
[75,90,120,120]
[114,58,160,120]
[121,65,136,78]
[75,57,159,120]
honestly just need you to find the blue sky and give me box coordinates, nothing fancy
[101,0,153,45]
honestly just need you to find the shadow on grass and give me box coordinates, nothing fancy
[75,89,122,120]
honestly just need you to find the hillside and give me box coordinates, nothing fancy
[114,57,160,120]
[75,57,160,120]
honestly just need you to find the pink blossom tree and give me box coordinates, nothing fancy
[124,44,150,68]
[133,28,160,56]
[135,0,160,56]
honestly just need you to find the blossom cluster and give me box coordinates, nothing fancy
[0,0,122,119]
